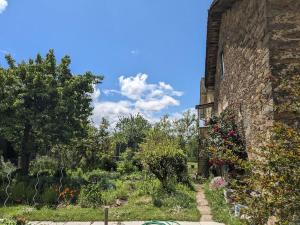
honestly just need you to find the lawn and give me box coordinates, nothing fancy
[0,197,200,221]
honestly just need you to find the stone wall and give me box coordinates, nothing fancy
[268,0,300,129]
[214,0,274,152]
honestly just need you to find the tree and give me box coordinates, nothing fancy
[0,50,102,175]
[140,127,188,189]
[173,110,198,160]
[114,114,151,153]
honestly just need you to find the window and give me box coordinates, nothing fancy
[220,51,225,79]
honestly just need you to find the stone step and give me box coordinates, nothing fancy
[198,206,211,215]
[200,215,214,222]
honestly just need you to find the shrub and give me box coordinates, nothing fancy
[207,111,300,224]
[141,129,188,189]
[29,155,59,176]
[85,169,119,183]
[239,124,300,224]
[41,187,58,205]
[117,149,139,175]
[78,184,102,208]
[11,182,35,204]
[152,184,196,209]
[1,218,17,225]
[99,154,117,171]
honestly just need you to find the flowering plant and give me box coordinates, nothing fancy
[209,176,227,190]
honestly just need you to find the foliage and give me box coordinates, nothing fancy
[0,50,102,175]
[152,184,196,209]
[99,154,117,171]
[207,115,300,224]
[0,203,200,222]
[117,149,139,174]
[29,155,58,176]
[173,110,199,160]
[0,218,17,225]
[41,187,58,205]
[10,182,35,204]
[78,184,102,208]
[207,111,247,171]
[234,124,300,225]
[0,180,200,221]
[141,128,188,189]
[0,157,16,176]
[114,114,151,152]
[209,177,227,190]
[51,125,113,171]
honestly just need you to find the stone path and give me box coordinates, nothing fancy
[29,222,224,225]
[196,185,222,225]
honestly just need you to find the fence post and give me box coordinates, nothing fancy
[104,207,109,225]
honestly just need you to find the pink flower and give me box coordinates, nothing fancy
[228,130,237,137]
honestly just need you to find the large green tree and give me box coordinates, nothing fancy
[114,114,151,153]
[0,50,102,175]
[173,110,198,160]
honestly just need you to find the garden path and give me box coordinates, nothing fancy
[196,185,219,224]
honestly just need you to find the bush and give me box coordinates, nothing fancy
[207,111,300,224]
[41,187,58,205]
[141,129,188,189]
[11,182,35,204]
[84,169,120,183]
[78,184,102,208]
[1,218,17,225]
[117,149,139,175]
[29,155,59,176]
[152,184,196,209]
[99,154,117,171]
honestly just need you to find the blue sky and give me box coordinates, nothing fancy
[0,0,213,124]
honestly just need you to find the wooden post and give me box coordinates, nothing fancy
[104,207,109,225]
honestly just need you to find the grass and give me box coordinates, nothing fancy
[203,183,245,225]
[0,201,200,221]
[0,183,200,222]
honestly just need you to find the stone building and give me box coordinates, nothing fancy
[197,0,300,152]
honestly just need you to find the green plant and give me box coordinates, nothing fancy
[29,156,59,176]
[117,149,139,175]
[151,184,196,209]
[207,110,247,178]
[141,129,188,189]
[11,182,35,204]
[204,183,245,225]
[0,51,102,175]
[239,124,300,225]
[99,154,117,171]
[78,184,102,208]
[1,218,17,225]
[41,187,58,205]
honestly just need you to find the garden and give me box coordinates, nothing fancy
[0,51,200,224]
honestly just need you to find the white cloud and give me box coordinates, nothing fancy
[119,74,148,100]
[91,84,101,100]
[91,73,184,126]
[92,100,133,126]
[135,96,179,112]
[0,0,8,14]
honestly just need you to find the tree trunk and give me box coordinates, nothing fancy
[20,123,32,176]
